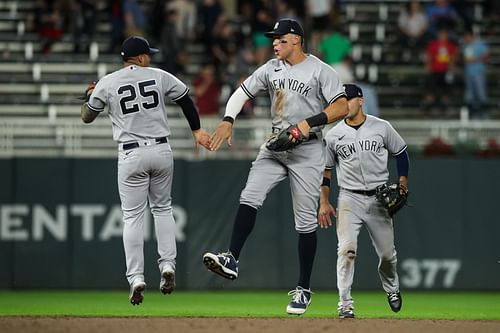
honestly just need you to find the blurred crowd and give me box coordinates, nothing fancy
[23,0,497,119]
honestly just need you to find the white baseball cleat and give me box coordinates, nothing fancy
[129,280,146,306]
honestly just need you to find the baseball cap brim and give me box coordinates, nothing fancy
[264,31,284,38]
[149,48,160,55]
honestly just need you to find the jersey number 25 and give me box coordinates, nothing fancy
[118,79,159,114]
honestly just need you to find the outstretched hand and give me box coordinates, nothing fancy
[210,121,233,151]
[318,201,337,229]
[193,129,211,150]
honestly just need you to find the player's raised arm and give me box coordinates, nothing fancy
[210,87,249,151]
[79,81,100,123]
[175,94,211,150]
[296,96,349,138]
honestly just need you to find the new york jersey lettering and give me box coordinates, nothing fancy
[270,78,312,97]
[336,140,384,159]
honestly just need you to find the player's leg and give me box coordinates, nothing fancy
[118,149,149,305]
[364,196,402,312]
[203,147,287,279]
[285,141,325,315]
[335,190,364,318]
[147,144,176,294]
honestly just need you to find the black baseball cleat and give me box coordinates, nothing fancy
[387,291,402,312]
[286,286,312,315]
[202,251,238,280]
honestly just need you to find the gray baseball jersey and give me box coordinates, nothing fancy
[87,64,185,287]
[239,55,345,232]
[88,65,188,142]
[241,54,345,132]
[324,114,407,306]
[324,115,407,190]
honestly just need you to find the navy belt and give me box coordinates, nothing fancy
[123,137,168,150]
[347,188,377,196]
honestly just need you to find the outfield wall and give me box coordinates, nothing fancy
[0,158,499,290]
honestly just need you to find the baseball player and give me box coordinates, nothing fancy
[319,84,409,318]
[80,36,211,305]
[202,18,348,315]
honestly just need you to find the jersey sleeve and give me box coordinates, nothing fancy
[324,130,337,170]
[384,121,407,156]
[87,80,107,112]
[240,63,269,99]
[161,70,189,101]
[318,64,346,104]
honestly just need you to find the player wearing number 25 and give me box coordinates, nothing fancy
[80,36,211,305]
[319,84,410,318]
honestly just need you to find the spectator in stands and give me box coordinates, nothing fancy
[72,0,99,53]
[461,28,490,119]
[168,0,197,44]
[397,1,429,61]
[476,138,500,158]
[148,0,166,42]
[123,0,146,37]
[484,0,500,37]
[318,27,352,67]
[450,0,474,30]
[306,0,333,54]
[318,27,352,79]
[425,0,461,40]
[251,2,275,65]
[422,29,458,117]
[32,0,65,54]
[422,137,455,156]
[107,0,125,53]
[276,0,300,21]
[211,18,238,72]
[160,9,182,75]
[197,0,224,58]
[193,63,221,116]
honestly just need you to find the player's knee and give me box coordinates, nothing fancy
[295,223,317,233]
[338,244,357,259]
[380,250,396,263]
[150,205,172,215]
[239,192,264,209]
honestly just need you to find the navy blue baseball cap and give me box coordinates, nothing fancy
[343,84,363,100]
[120,36,159,59]
[264,18,304,38]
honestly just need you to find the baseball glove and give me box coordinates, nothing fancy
[266,125,307,152]
[375,183,409,216]
[77,80,98,102]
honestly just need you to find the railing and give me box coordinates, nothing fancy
[1,116,499,159]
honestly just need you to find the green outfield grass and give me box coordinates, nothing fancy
[0,290,499,320]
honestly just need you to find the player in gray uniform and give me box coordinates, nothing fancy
[202,18,348,315]
[80,36,211,305]
[319,84,409,318]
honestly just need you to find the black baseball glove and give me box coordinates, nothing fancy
[375,183,409,216]
[266,124,307,152]
[77,80,98,102]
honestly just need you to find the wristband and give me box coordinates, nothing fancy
[305,112,328,128]
[223,116,234,124]
[321,177,331,187]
